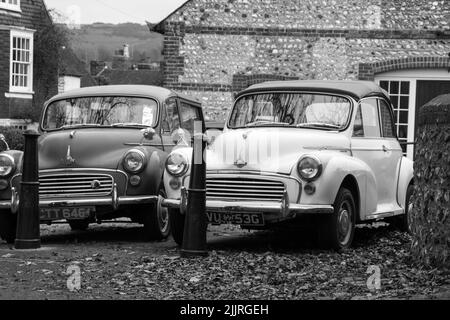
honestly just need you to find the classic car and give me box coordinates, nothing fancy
[0,85,204,243]
[163,80,414,250]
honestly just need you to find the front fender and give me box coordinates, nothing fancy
[125,148,168,196]
[397,156,414,209]
[302,152,377,219]
[0,150,23,201]
[164,147,193,200]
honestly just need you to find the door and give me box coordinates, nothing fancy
[376,69,450,159]
[416,80,450,124]
[351,98,401,215]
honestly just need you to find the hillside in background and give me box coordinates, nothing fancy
[67,23,163,67]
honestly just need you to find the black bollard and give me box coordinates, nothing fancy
[15,130,40,250]
[181,121,208,258]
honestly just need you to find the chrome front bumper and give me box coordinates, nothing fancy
[0,185,158,213]
[162,187,333,222]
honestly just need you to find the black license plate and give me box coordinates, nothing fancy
[206,212,265,226]
[40,207,95,221]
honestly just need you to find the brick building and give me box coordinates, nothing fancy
[152,0,450,159]
[0,0,56,128]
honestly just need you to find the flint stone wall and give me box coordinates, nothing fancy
[157,0,450,120]
[411,94,450,269]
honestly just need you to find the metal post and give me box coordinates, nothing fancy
[181,121,208,258]
[15,130,40,250]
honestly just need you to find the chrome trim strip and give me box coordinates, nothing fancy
[163,199,333,215]
[0,195,158,210]
[206,170,302,185]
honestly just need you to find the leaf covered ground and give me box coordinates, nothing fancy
[0,223,449,300]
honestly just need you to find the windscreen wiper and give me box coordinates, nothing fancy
[245,121,291,128]
[296,123,341,130]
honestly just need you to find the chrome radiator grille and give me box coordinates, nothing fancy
[39,174,114,198]
[206,177,285,202]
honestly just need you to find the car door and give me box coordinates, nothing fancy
[351,98,401,215]
[179,101,203,136]
[378,99,404,209]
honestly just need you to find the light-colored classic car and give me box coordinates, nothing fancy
[163,80,414,250]
[0,85,204,243]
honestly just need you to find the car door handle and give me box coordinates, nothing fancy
[382,145,388,152]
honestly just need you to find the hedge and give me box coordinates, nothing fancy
[410,94,450,269]
[0,127,25,152]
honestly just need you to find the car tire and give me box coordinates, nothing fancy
[68,220,90,231]
[169,208,185,246]
[318,188,356,251]
[394,184,414,233]
[142,187,171,241]
[0,211,17,244]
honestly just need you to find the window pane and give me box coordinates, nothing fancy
[166,99,180,130]
[400,96,409,110]
[360,99,381,138]
[380,81,389,91]
[379,100,396,138]
[401,82,410,94]
[353,105,364,137]
[399,111,408,124]
[390,95,398,108]
[390,81,399,94]
[180,103,201,134]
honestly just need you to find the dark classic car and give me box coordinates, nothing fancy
[0,85,204,243]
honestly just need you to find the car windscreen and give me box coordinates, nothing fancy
[228,92,352,130]
[42,96,158,130]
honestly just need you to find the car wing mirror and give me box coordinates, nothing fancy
[0,134,10,151]
[141,128,156,141]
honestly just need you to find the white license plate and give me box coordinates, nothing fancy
[40,207,95,221]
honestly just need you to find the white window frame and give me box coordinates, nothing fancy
[9,29,34,96]
[0,0,21,12]
[375,68,450,160]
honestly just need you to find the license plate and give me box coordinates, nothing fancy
[40,207,95,221]
[206,212,265,226]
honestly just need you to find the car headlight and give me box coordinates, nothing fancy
[165,153,189,177]
[297,156,322,181]
[123,149,146,174]
[0,154,15,177]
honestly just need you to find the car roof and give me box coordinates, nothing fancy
[46,85,201,106]
[237,80,390,101]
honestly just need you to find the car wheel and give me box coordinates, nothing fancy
[0,211,17,244]
[68,220,90,231]
[169,208,185,246]
[318,188,356,251]
[395,184,414,233]
[143,188,171,241]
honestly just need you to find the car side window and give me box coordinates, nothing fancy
[160,103,171,133]
[165,98,180,132]
[356,99,381,138]
[379,100,396,138]
[179,102,201,134]
[353,105,364,137]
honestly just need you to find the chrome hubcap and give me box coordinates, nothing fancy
[337,201,352,245]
